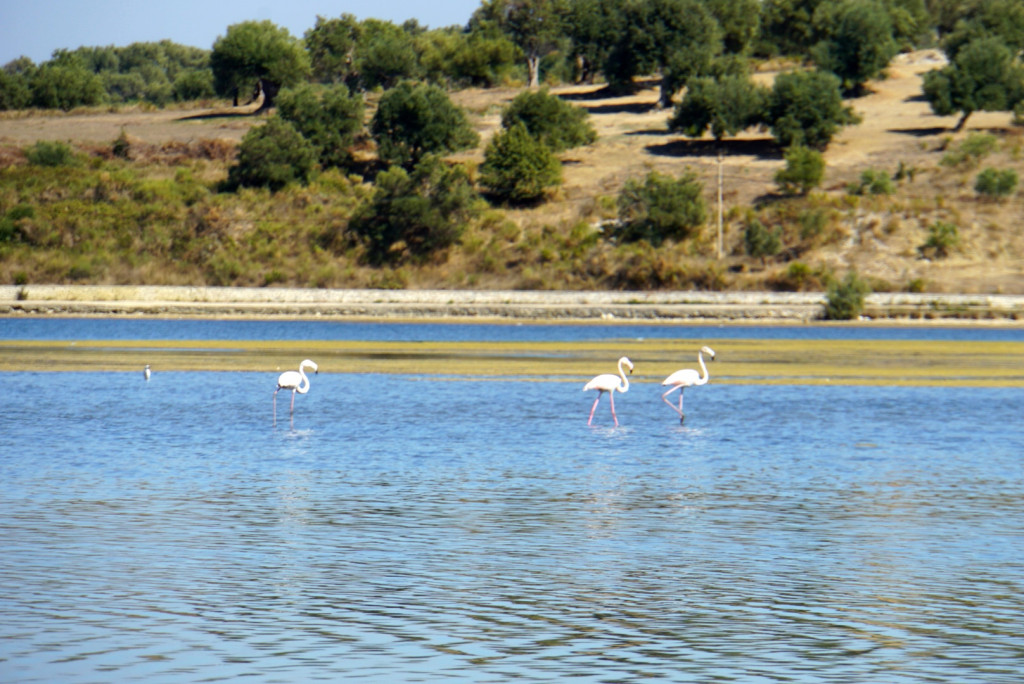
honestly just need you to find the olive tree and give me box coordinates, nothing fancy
[501,89,597,152]
[211,20,310,110]
[276,83,365,169]
[370,81,479,168]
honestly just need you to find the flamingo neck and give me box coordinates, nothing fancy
[617,361,630,393]
[696,352,709,385]
[295,368,310,394]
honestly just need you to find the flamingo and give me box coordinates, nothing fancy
[274,359,318,424]
[583,356,633,426]
[143,365,151,381]
[661,346,715,422]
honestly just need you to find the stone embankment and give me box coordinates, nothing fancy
[1,285,1022,322]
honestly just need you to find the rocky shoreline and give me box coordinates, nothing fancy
[1,285,1022,323]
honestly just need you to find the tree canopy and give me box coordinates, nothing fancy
[370,81,479,168]
[211,20,310,110]
[500,89,597,152]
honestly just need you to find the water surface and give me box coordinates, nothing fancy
[1,321,1022,682]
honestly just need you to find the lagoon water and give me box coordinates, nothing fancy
[2,320,1023,682]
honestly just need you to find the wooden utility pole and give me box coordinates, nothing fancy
[717,151,724,260]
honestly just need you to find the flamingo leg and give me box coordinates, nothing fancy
[290,389,296,413]
[587,392,602,425]
[609,392,618,427]
[273,389,278,425]
[661,386,684,417]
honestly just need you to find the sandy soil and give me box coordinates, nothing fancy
[2,51,1023,294]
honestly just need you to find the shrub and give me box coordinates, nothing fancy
[226,117,316,191]
[919,221,959,258]
[348,156,480,264]
[975,167,1018,199]
[276,83,364,169]
[744,218,782,261]
[849,169,895,195]
[940,132,997,167]
[26,141,76,167]
[479,123,562,204]
[775,145,825,195]
[371,81,479,168]
[614,171,706,245]
[767,69,859,149]
[501,89,597,152]
[823,271,870,320]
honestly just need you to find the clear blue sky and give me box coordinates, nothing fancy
[0,0,484,66]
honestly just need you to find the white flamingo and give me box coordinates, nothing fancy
[274,359,318,424]
[583,356,633,426]
[661,346,715,422]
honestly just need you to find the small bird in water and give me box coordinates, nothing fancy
[144,365,151,381]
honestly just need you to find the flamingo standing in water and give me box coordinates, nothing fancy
[661,346,715,422]
[274,359,318,424]
[583,356,633,426]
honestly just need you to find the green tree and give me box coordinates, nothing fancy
[353,19,421,90]
[501,89,597,152]
[767,69,858,148]
[276,83,365,169]
[480,122,563,203]
[349,156,479,264]
[759,0,823,57]
[226,117,316,191]
[607,0,723,107]
[923,36,1024,131]
[476,0,565,88]
[669,75,768,140]
[615,171,706,245]
[823,270,870,320]
[939,0,1024,61]
[172,69,216,101]
[371,81,479,168]
[0,69,32,110]
[305,14,361,85]
[704,0,761,56]
[811,0,899,93]
[565,0,622,83]
[211,20,310,110]
[775,145,825,194]
[30,63,105,110]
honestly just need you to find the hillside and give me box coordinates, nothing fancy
[1,51,1023,295]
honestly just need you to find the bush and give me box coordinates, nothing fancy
[775,145,825,195]
[940,132,998,167]
[500,89,597,152]
[823,271,870,320]
[767,70,859,149]
[26,141,76,167]
[226,117,316,191]
[371,81,479,168]
[744,218,782,261]
[614,171,706,246]
[919,221,959,259]
[479,123,562,204]
[276,83,365,169]
[849,169,895,195]
[348,156,480,264]
[975,167,1018,199]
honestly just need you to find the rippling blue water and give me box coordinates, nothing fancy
[2,321,1023,683]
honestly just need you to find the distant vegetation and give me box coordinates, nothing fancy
[2,0,1024,303]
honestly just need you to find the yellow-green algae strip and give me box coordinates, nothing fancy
[1,338,1022,387]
